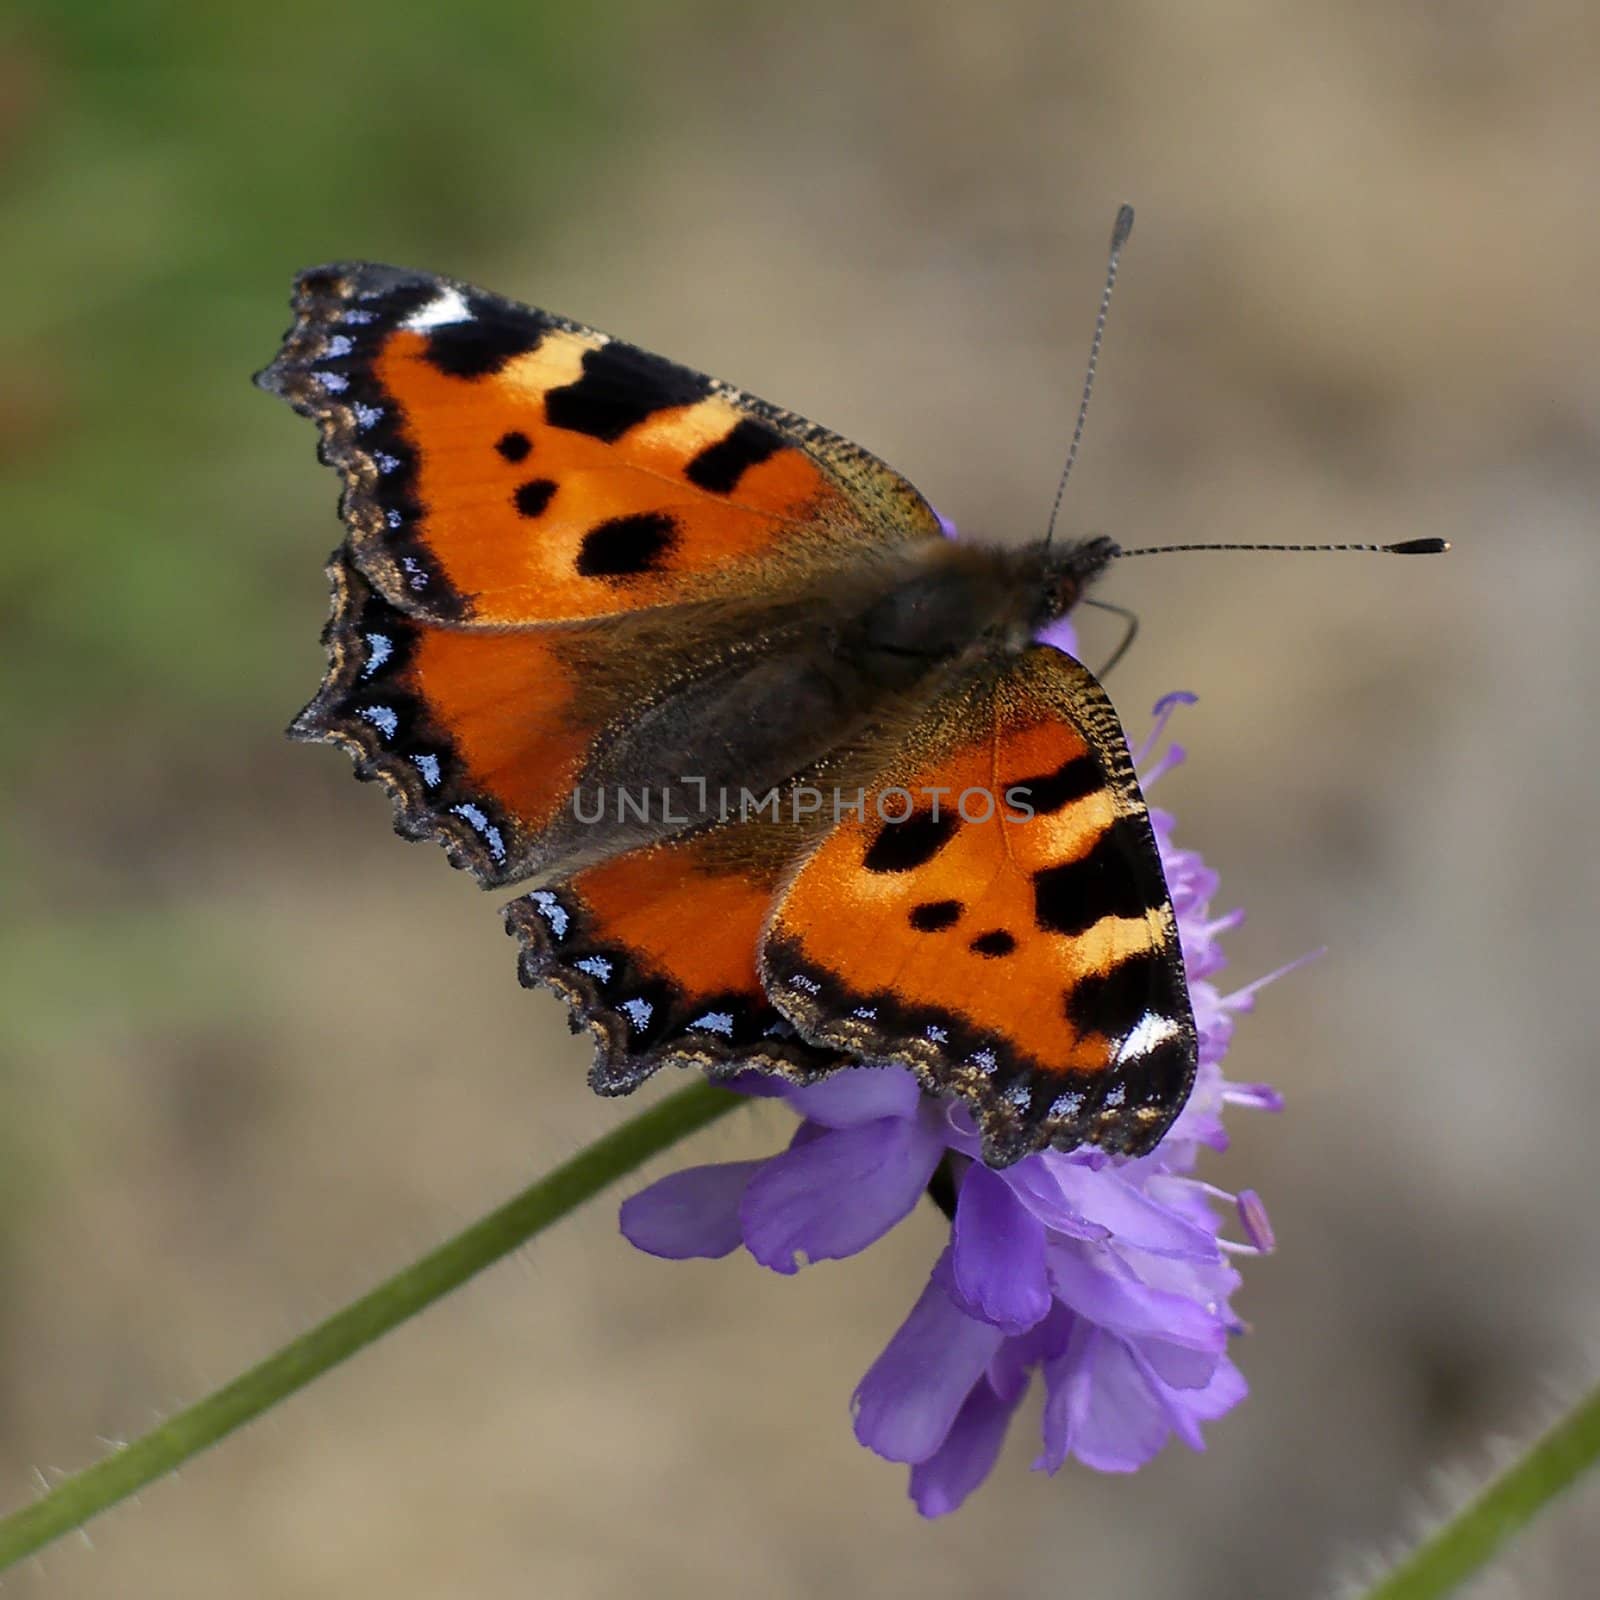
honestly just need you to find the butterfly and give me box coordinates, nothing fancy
[256,260,1195,1168]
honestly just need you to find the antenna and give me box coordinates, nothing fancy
[1080,595,1141,677]
[1044,203,1135,549]
[1114,537,1449,558]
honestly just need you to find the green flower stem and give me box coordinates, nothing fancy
[0,1079,740,1571]
[1362,1377,1600,1600]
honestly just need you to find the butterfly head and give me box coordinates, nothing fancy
[1025,534,1121,633]
[848,533,1119,678]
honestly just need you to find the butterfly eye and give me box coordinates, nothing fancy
[1035,538,1118,628]
[1030,576,1077,632]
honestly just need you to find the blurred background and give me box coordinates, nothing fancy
[4,3,1598,1595]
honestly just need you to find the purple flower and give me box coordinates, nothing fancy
[620,688,1287,1515]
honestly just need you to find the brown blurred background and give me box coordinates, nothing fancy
[4,3,1598,1595]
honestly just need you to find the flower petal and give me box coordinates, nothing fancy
[740,1115,943,1273]
[1039,1327,1173,1473]
[854,1267,1007,1463]
[949,1163,1053,1334]
[1047,1244,1227,1352]
[1121,1235,1242,1315]
[1135,1336,1220,1392]
[1178,1352,1248,1425]
[619,1161,763,1259]
[987,1302,1076,1404]
[909,1378,1023,1517]
[1001,1159,1110,1242]
[1129,1343,1249,1451]
[782,1065,924,1128]
[1047,1161,1219,1261]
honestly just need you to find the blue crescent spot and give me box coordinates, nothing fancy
[529,891,568,939]
[358,704,398,739]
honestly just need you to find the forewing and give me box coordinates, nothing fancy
[257,262,944,625]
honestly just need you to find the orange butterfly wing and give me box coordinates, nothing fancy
[257,262,944,626]
[504,821,838,1091]
[761,646,1196,1166]
[288,550,609,880]
[262,264,951,882]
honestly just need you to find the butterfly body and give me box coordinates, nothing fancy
[261,262,1194,1166]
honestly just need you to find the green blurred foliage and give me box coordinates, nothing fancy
[0,1,663,749]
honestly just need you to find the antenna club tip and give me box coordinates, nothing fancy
[1386,538,1450,555]
[1111,204,1135,251]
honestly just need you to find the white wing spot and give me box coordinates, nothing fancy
[576,956,613,983]
[689,1011,735,1037]
[324,334,353,359]
[386,509,404,530]
[852,1005,877,1020]
[1003,1082,1032,1108]
[316,371,348,393]
[619,997,653,1031]
[401,556,428,591]
[969,1048,998,1075]
[1104,1085,1127,1108]
[1051,1090,1085,1118]
[375,452,402,475]
[1114,1011,1181,1065]
[342,309,376,325]
[359,704,398,739]
[403,287,472,330]
[789,973,821,995]
[924,1024,948,1043]
[354,402,384,430]
[411,753,442,788]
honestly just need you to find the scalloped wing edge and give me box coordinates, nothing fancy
[503,887,844,1095]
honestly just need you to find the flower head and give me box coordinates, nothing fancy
[620,690,1284,1514]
